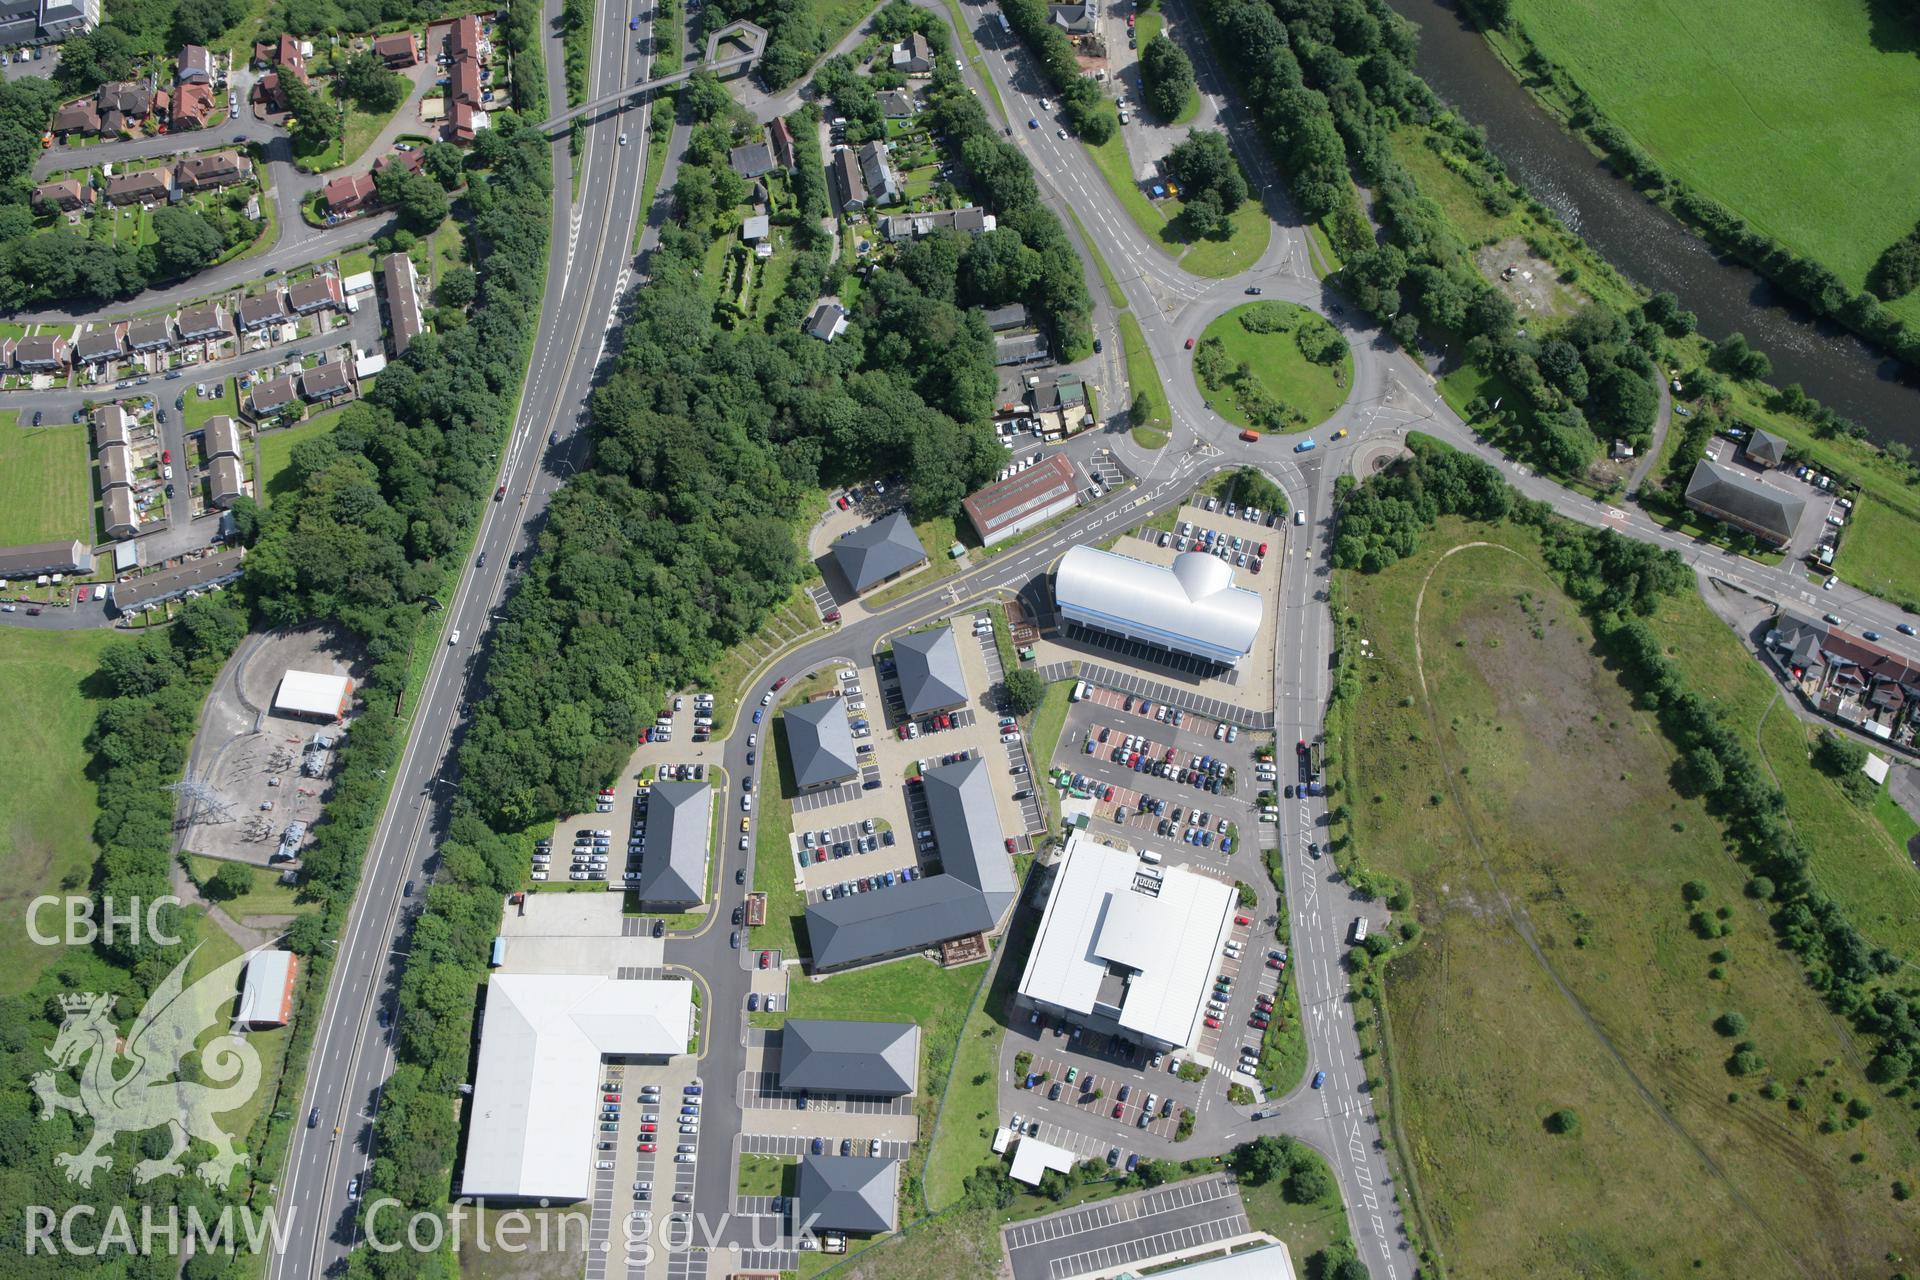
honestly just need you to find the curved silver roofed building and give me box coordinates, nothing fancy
[1054,545,1263,665]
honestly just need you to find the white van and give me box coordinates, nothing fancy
[1139,849,1163,865]
[1072,680,1089,702]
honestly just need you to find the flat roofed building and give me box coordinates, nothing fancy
[964,453,1077,546]
[993,332,1048,366]
[1684,458,1805,547]
[796,1156,899,1234]
[1146,1243,1296,1280]
[981,302,1028,331]
[892,623,968,716]
[461,974,692,1200]
[783,696,859,790]
[0,539,90,578]
[104,488,139,539]
[1018,831,1236,1050]
[204,415,241,460]
[830,510,926,594]
[778,1019,919,1096]
[273,670,353,720]
[1055,545,1263,666]
[804,756,1014,971]
[1009,1135,1077,1185]
[237,948,297,1027]
[638,780,711,907]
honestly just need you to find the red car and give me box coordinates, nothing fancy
[1112,1103,1124,1118]
[1258,543,1268,556]
[824,609,841,622]
[836,495,850,509]
[1249,1016,1270,1029]
[495,483,507,501]
[1234,915,1251,926]
[938,713,951,729]
[1205,1017,1221,1028]
[638,1142,657,1152]
[1185,337,1195,350]
[898,723,911,739]
[1005,837,1017,852]
[604,1093,620,1101]
[758,951,771,969]
[640,1123,656,1133]
[772,676,788,691]
[161,449,170,464]
[1239,430,1260,443]
[1267,957,1285,969]
[814,850,826,862]
[1103,784,1115,801]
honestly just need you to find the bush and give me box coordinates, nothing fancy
[1284,1161,1335,1203]
[1543,1108,1580,1135]
[1714,1011,1748,1036]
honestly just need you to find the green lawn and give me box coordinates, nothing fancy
[0,417,91,544]
[1028,680,1073,836]
[257,416,338,505]
[1236,1157,1354,1274]
[750,701,805,958]
[1504,0,1920,327]
[0,628,116,997]
[1083,128,1269,278]
[182,854,307,919]
[1118,311,1170,435]
[738,1154,797,1198]
[183,376,236,432]
[1196,302,1351,434]
[1646,587,1920,964]
[1337,518,1919,1277]
[1834,494,1920,608]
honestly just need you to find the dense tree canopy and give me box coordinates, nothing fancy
[1140,32,1194,121]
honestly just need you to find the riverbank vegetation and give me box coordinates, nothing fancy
[1324,437,1920,1275]
[1469,0,1920,371]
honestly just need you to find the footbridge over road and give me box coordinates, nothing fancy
[539,18,766,133]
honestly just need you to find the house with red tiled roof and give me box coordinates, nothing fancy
[373,31,417,67]
[33,179,92,212]
[323,172,377,214]
[51,98,99,135]
[173,81,214,129]
[175,150,251,193]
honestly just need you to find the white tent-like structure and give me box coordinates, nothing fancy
[1055,546,1263,665]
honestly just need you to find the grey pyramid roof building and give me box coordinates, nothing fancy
[830,511,926,594]
[778,1019,919,1095]
[1684,459,1805,546]
[638,781,710,906]
[796,1156,899,1234]
[893,624,967,715]
[1745,428,1789,468]
[804,757,1013,970]
[784,696,859,790]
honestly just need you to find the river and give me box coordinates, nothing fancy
[1382,0,1920,453]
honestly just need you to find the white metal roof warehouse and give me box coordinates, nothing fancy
[272,670,354,721]
[1054,545,1263,665]
[460,975,692,1200]
[1017,832,1235,1050]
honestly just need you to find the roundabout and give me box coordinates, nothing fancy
[1192,300,1353,436]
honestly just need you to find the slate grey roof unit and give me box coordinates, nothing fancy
[981,302,1028,331]
[638,781,710,906]
[830,510,926,594]
[203,415,242,460]
[0,539,91,578]
[237,291,285,331]
[806,301,848,343]
[796,1156,898,1234]
[877,88,915,118]
[75,326,123,364]
[1684,458,1805,547]
[857,140,898,204]
[729,140,776,178]
[893,624,968,715]
[1745,428,1789,468]
[803,757,1013,970]
[778,1019,919,1096]
[994,332,1049,366]
[831,147,866,210]
[208,454,245,508]
[783,696,860,790]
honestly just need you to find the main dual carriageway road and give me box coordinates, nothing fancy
[268,0,1920,1275]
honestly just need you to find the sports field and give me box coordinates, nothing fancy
[0,628,115,996]
[0,417,91,545]
[1509,0,1920,321]
[1340,519,1919,1277]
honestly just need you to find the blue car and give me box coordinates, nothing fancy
[752,708,764,724]
[1312,1071,1326,1089]
[1294,437,1317,453]
[629,15,639,28]
[1028,118,1039,129]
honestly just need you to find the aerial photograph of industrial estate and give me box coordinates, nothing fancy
[6,0,1920,1277]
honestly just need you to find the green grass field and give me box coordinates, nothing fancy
[0,628,116,997]
[1506,0,1920,326]
[0,417,91,544]
[183,376,236,433]
[1645,587,1920,963]
[1340,519,1919,1278]
[1834,493,1920,606]
[1196,302,1351,434]
[1084,128,1269,278]
[183,854,307,920]
[257,415,338,505]
[738,1153,797,1198]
